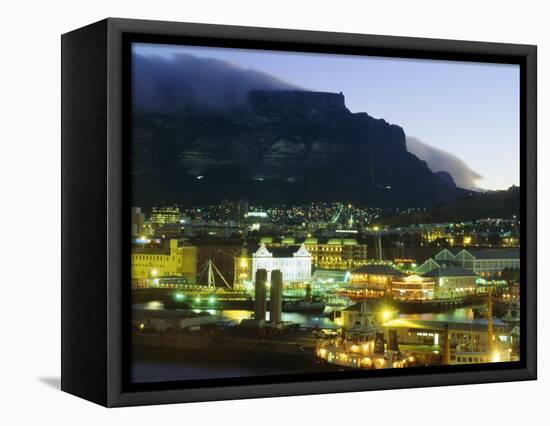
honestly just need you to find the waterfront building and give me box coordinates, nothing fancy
[389,274,436,301]
[259,236,368,270]
[454,248,520,279]
[305,238,368,270]
[422,266,477,300]
[417,248,520,280]
[234,243,312,286]
[415,258,442,275]
[349,264,404,294]
[252,243,312,283]
[131,239,197,288]
[434,248,458,263]
[151,206,180,225]
[381,318,515,363]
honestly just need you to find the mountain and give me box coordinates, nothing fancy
[131,89,472,208]
[434,171,457,188]
[378,186,520,225]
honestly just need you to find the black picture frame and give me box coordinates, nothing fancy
[61,17,537,407]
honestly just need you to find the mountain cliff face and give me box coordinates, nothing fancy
[131,90,470,207]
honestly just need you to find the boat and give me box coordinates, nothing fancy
[282,300,326,314]
[316,302,412,369]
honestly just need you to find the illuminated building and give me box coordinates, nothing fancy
[349,264,404,294]
[234,247,254,287]
[131,239,197,288]
[253,243,312,283]
[422,266,477,299]
[434,248,458,263]
[389,274,435,301]
[417,248,520,280]
[309,238,368,270]
[151,206,180,225]
[380,318,516,363]
[394,258,417,274]
[416,258,443,275]
[454,249,520,279]
[421,224,449,243]
[260,236,367,270]
[234,243,312,285]
[131,207,145,237]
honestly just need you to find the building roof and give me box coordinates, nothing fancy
[422,266,477,278]
[351,264,404,276]
[463,248,520,260]
[250,243,311,258]
[381,318,511,333]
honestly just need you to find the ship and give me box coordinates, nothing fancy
[282,300,326,314]
[316,302,413,369]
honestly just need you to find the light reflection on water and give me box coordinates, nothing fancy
[134,301,334,328]
[134,301,487,327]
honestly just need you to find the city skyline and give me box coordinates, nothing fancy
[130,42,522,383]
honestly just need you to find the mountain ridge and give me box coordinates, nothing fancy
[131,89,473,208]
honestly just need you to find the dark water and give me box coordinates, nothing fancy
[132,347,329,383]
[131,301,498,384]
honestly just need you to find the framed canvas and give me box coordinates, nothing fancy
[61,18,537,407]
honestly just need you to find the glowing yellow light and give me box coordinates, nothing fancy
[151,269,158,276]
[491,350,501,363]
[318,348,327,357]
[239,259,248,268]
[139,323,144,330]
[362,357,372,367]
[351,345,359,353]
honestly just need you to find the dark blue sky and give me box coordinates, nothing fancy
[134,43,519,190]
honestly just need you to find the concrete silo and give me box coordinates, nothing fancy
[254,268,267,321]
[270,269,283,323]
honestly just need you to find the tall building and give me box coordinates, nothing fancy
[131,239,197,287]
[131,207,145,237]
[151,206,180,225]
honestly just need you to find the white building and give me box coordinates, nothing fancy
[252,243,312,283]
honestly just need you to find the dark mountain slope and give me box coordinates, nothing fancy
[131,90,472,208]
